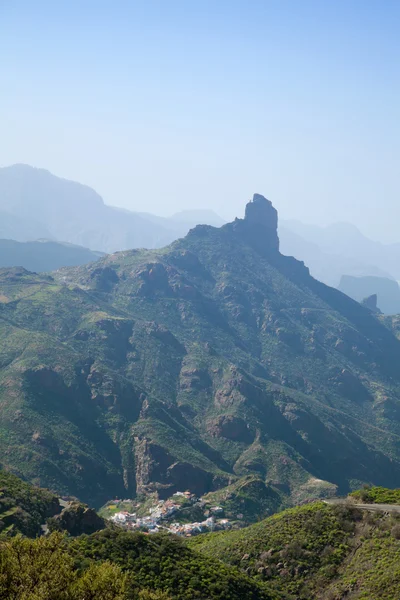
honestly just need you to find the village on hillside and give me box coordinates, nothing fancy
[102,490,236,537]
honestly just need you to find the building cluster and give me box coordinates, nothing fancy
[110,491,230,537]
[168,516,231,536]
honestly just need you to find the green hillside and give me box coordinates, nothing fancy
[350,485,400,504]
[70,529,276,600]
[2,469,400,599]
[191,500,400,599]
[3,474,400,600]
[2,195,400,507]
[190,502,353,598]
[0,471,59,537]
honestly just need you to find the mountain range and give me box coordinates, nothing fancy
[0,239,103,273]
[2,194,400,509]
[339,274,400,315]
[278,224,395,287]
[2,164,399,296]
[0,164,224,254]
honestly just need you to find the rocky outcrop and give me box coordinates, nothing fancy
[90,266,119,291]
[137,263,171,296]
[180,367,212,391]
[362,294,382,314]
[244,193,279,250]
[50,502,106,536]
[208,415,254,443]
[134,438,213,498]
[227,194,280,255]
[6,192,400,508]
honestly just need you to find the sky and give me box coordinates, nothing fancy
[1,0,399,241]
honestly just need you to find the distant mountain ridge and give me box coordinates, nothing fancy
[339,275,400,315]
[0,164,224,252]
[280,218,400,285]
[2,164,399,289]
[0,239,103,273]
[0,209,53,242]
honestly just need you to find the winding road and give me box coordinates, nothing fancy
[324,498,400,514]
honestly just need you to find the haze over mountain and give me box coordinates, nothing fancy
[2,194,400,509]
[0,209,53,242]
[0,239,103,273]
[281,219,400,285]
[278,226,394,287]
[3,163,400,292]
[339,275,400,315]
[0,164,224,253]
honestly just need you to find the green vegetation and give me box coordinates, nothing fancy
[350,486,400,504]
[3,470,400,600]
[0,471,59,537]
[70,529,275,600]
[0,532,170,600]
[189,498,400,599]
[100,500,138,519]
[47,501,107,536]
[201,476,283,524]
[190,502,359,598]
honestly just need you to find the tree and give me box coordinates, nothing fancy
[0,533,130,600]
[0,532,75,600]
[72,561,128,600]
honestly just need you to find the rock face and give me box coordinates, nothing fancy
[362,294,382,314]
[51,502,106,536]
[209,415,254,443]
[245,194,279,248]
[229,194,280,255]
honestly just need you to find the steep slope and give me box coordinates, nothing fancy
[0,239,103,272]
[2,195,400,507]
[190,501,356,598]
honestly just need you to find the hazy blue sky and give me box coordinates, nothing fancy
[1,1,399,240]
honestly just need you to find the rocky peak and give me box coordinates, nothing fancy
[362,294,382,314]
[245,194,278,233]
[229,193,280,255]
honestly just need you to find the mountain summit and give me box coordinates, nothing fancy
[226,194,280,255]
[1,194,400,506]
[238,194,279,252]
